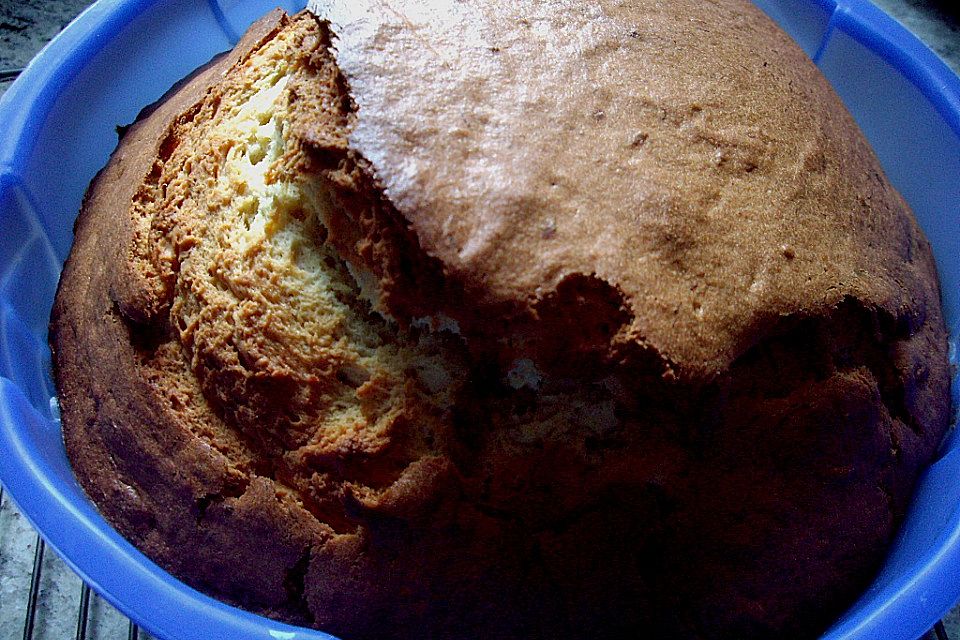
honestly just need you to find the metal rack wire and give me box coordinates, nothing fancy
[1,481,142,640]
[938,621,951,640]
[0,68,25,81]
[22,546,143,640]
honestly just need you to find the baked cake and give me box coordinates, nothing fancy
[51,2,952,638]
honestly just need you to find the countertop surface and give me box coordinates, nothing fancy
[0,1,958,639]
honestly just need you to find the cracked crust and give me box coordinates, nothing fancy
[51,4,951,640]
[311,0,946,382]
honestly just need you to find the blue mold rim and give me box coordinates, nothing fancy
[817,6,960,638]
[0,0,156,174]
[824,0,960,138]
[0,1,958,639]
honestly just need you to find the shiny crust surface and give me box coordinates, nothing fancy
[313,0,942,378]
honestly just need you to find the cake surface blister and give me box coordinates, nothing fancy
[51,2,952,638]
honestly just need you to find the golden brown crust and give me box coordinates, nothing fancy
[53,10,331,621]
[314,0,943,380]
[51,3,952,640]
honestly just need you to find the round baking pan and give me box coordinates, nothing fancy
[0,1,957,638]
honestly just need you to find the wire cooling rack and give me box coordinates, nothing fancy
[0,482,147,640]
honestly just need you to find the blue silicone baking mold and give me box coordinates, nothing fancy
[0,1,958,638]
